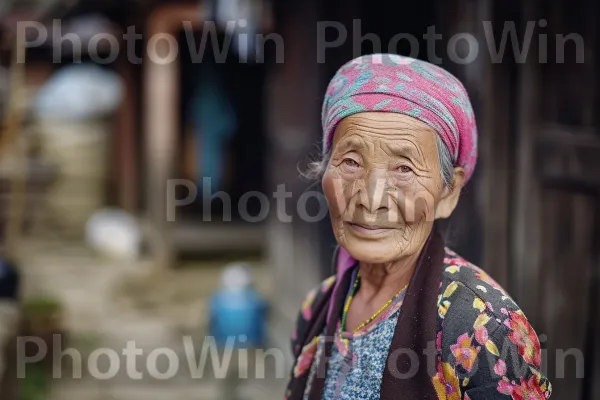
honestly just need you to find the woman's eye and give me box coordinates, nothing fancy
[343,158,360,168]
[398,165,413,173]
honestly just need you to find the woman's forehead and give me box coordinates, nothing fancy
[331,112,437,150]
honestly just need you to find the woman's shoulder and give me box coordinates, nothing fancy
[440,248,519,318]
[297,275,337,322]
[436,248,551,398]
[290,275,336,356]
[438,247,528,339]
[437,246,528,352]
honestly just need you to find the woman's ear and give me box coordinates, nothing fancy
[435,167,466,219]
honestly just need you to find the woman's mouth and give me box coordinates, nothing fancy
[345,222,394,236]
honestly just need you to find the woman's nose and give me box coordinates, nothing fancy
[357,168,389,214]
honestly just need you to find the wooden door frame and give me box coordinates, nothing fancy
[143,3,202,265]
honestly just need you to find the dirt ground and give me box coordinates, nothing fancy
[16,235,290,400]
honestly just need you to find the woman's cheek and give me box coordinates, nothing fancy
[392,182,436,225]
[387,179,413,224]
[405,188,437,223]
[322,169,350,218]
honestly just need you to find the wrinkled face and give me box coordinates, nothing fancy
[322,112,455,263]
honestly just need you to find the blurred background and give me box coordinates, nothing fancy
[0,0,598,399]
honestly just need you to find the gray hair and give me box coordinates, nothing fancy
[303,135,455,189]
[302,153,330,181]
[435,135,454,189]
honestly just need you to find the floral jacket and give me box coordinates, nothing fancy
[285,232,552,400]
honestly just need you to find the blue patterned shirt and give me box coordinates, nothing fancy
[303,302,403,399]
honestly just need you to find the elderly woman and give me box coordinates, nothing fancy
[284,54,551,400]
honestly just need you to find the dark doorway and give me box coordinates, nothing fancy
[177,29,269,222]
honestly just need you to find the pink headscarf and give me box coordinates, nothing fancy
[321,53,478,182]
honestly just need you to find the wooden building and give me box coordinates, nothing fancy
[1,0,598,398]
[268,1,600,399]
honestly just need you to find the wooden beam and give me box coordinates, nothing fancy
[173,221,266,253]
[477,0,512,289]
[144,4,202,266]
[511,0,543,323]
[592,0,600,396]
[539,125,600,144]
[114,59,138,213]
[536,125,600,191]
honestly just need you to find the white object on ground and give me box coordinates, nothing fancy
[85,209,142,261]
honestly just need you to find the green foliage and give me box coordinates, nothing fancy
[22,296,62,319]
[19,364,49,400]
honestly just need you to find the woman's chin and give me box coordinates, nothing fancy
[342,235,406,264]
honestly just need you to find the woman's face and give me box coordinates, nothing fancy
[322,112,457,263]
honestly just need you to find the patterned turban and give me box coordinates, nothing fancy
[321,53,478,182]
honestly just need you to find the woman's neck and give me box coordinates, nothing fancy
[357,247,423,303]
